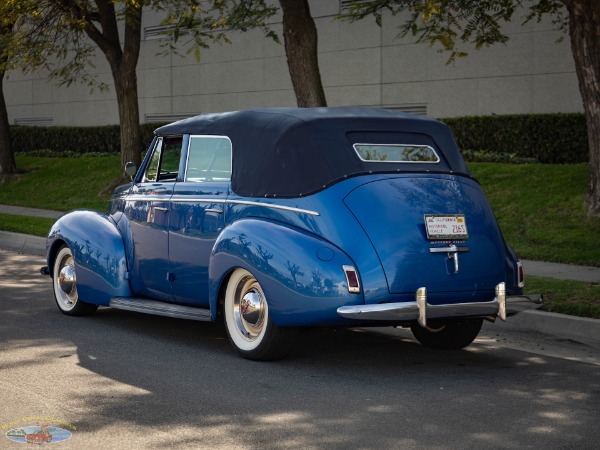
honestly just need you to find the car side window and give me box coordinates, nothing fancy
[143,136,183,182]
[185,136,232,182]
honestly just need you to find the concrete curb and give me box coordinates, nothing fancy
[0,231,46,257]
[495,309,600,348]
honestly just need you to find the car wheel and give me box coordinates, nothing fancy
[224,268,298,361]
[410,319,483,349]
[52,245,98,316]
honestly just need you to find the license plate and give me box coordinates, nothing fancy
[424,214,469,239]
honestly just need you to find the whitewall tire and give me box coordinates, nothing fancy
[224,268,298,360]
[52,245,98,316]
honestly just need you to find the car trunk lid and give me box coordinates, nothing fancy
[343,175,506,302]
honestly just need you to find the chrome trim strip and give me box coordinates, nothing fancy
[337,292,543,322]
[126,195,173,202]
[124,196,320,216]
[429,245,469,253]
[226,200,320,216]
[167,197,225,203]
[110,297,212,322]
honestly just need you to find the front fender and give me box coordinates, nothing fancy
[47,210,131,305]
[208,218,364,326]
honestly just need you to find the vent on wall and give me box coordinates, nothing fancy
[145,113,197,123]
[144,25,188,40]
[340,0,375,12]
[14,117,54,126]
[384,104,428,116]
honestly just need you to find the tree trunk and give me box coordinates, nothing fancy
[114,67,141,169]
[279,0,327,107]
[0,70,16,175]
[80,0,142,173]
[564,0,600,216]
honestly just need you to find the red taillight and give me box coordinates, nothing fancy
[517,261,525,288]
[342,265,361,294]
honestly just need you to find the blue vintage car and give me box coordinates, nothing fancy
[42,107,542,360]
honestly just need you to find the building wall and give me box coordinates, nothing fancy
[4,0,583,127]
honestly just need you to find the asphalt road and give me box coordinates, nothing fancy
[1,249,599,450]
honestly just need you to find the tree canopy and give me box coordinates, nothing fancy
[2,0,278,172]
[342,0,600,216]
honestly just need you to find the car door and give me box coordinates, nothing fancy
[124,136,183,301]
[168,135,231,306]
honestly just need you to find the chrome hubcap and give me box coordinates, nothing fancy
[56,254,77,307]
[59,264,76,296]
[233,276,266,340]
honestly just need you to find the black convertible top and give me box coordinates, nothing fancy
[155,107,470,198]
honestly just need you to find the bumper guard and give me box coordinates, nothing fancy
[337,282,543,328]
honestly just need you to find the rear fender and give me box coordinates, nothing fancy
[47,210,131,305]
[208,218,364,326]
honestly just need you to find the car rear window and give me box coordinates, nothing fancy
[353,143,440,163]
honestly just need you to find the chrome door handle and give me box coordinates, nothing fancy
[153,207,168,212]
[205,208,223,214]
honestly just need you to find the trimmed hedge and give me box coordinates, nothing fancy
[443,113,588,164]
[10,122,166,155]
[9,113,589,163]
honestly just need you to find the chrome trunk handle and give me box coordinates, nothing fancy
[429,245,469,273]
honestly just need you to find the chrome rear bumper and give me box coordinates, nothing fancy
[337,283,543,327]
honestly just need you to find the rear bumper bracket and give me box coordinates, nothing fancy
[337,282,543,326]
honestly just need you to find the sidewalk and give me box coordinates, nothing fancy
[0,204,63,219]
[522,259,600,283]
[1,204,599,347]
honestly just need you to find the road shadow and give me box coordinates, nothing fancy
[2,252,599,449]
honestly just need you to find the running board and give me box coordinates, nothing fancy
[109,297,211,322]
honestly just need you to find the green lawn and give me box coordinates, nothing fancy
[526,276,600,319]
[0,154,119,211]
[0,213,55,237]
[469,163,600,267]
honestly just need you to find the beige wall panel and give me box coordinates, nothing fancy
[262,57,293,91]
[326,84,381,107]
[3,0,583,126]
[321,47,380,87]
[142,67,173,98]
[7,106,33,124]
[478,76,533,115]
[5,80,33,106]
[532,73,583,113]
[53,100,116,126]
[317,14,381,53]
[382,43,429,84]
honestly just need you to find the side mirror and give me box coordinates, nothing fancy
[124,162,137,180]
